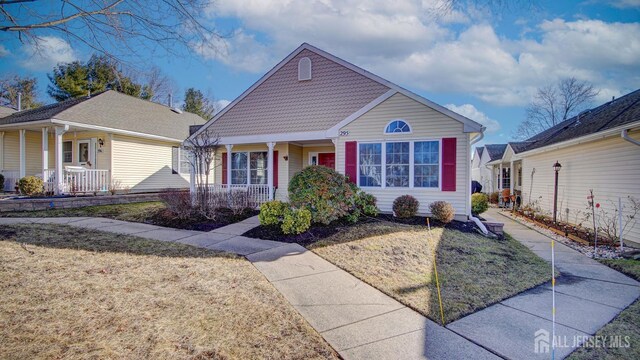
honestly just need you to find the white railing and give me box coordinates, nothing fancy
[63,169,110,194]
[1,170,19,192]
[202,184,272,207]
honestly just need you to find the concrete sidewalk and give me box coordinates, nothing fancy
[447,208,640,359]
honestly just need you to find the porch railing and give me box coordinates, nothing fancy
[62,169,110,194]
[0,170,19,192]
[199,184,271,207]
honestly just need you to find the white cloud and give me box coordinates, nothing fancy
[445,103,501,133]
[608,0,640,8]
[216,99,231,111]
[202,1,640,106]
[0,45,10,57]
[21,36,77,70]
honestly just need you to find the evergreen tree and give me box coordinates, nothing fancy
[182,88,216,120]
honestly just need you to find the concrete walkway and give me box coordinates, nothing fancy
[3,213,639,359]
[446,208,640,359]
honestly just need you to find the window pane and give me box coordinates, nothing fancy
[63,141,72,163]
[359,143,381,187]
[414,141,439,188]
[385,142,409,187]
[179,148,191,174]
[250,152,268,185]
[385,120,411,133]
[78,143,89,163]
[231,152,247,184]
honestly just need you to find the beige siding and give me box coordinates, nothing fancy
[2,131,20,171]
[111,134,188,192]
[288,144,303,179]
[302,145,336,168]
[520,130,640,245]
[2,130,44,175]
[336,93,470,217]
[47,131,111,170]
[213,143,290,201]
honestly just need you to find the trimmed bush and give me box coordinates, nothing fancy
[489,191,499,204]
[259,200,288,226]
[288,166,356,225]
[18,176,44,196]
[393,195,419,218]
[471,193,489,215]
[0,173,4,192]
[430,201,455,223]
[355,190,379,217]
[281,208,312,235]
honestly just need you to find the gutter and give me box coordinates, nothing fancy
[622,128,640,147]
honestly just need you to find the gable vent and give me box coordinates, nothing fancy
[298,57,312,81]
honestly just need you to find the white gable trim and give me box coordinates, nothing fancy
[51,119,183,143]
[190,43,485,140]
[209,130,330,146]
[326,90,396,137]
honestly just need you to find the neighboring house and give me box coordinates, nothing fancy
[473,88,640,245]
[0,90,205,193]
[188,43,485,220]
[0,106,17,118]
[471,144,507,193]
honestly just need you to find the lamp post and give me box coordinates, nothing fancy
[553,161,562,223]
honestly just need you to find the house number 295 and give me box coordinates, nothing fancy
[340,130,350,136]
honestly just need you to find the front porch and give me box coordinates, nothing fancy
[192,139,336,205]
[0,124,111,194]
[488,159,523,208]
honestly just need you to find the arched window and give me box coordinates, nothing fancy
[385,119,411,134]
[298,57,312,81]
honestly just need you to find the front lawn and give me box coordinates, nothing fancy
[568,258,640,360]
[309,221,551,324]
[0,201,257,231]
[0,224,337,359]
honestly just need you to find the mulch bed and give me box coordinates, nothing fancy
[243,214,480,246]
[151,208,259,232]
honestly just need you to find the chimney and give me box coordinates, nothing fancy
[168,93,173,108]
[612,96,615,101]
[17,92,22,111]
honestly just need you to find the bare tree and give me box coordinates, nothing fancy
[0,0,225,64]
[516,77,599,139]
[140,66,175,104]
[182,127,220,217]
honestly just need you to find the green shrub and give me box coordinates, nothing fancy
[430,201,455,223]
[288,166,356,225]
[471,193,489,215]
[0,173,4,192]
[281,208,312,235]
[393,195,419,218]
[355,190,379,217]
[259,200,288,226]
[489,191,499,204]
[18,176,44,196]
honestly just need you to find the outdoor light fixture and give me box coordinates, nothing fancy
[98,138,104,148]
[283,155,289,161]
[553,161,562,223]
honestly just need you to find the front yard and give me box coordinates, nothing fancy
[0,224,337,359]
[307,220,551,324]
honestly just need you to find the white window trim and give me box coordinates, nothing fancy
[357,139,442,190]
[62,140,73,164]
[308,151,334,166]
[383,119,413,135]
[177,148,191,175]
[231,151,269,185]
[77,139,91,165]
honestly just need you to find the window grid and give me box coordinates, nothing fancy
[358,143,382,187]
[414,141,439,188]
[231,152,248,185]
[385,120,411,134]
[231,151,269,185]
[385,142,410,187]
[63,141,72,163]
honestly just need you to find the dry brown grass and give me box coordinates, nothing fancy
[310,221,550,324]
[0,224,337,360]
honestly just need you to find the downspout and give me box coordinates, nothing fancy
[622,129,640,147]
[468,131,489,235]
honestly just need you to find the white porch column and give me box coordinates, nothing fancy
[42,128,49,179]
[267,142,276,200]
[509,161,514,193]
[498,163,503,191]
[189,149,196,195]
[225,144,233,190]
[54,125,69,195]
[19,129,26,178]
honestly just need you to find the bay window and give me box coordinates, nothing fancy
[358,140,440,189]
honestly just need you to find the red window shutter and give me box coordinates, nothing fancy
[221,153,228,185]
[345,141,357,184]
[273,151,279,188]
[442,138,457,191]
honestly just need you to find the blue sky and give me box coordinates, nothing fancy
[1,0,639,148]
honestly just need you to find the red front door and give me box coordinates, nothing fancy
[318,153,335,169]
